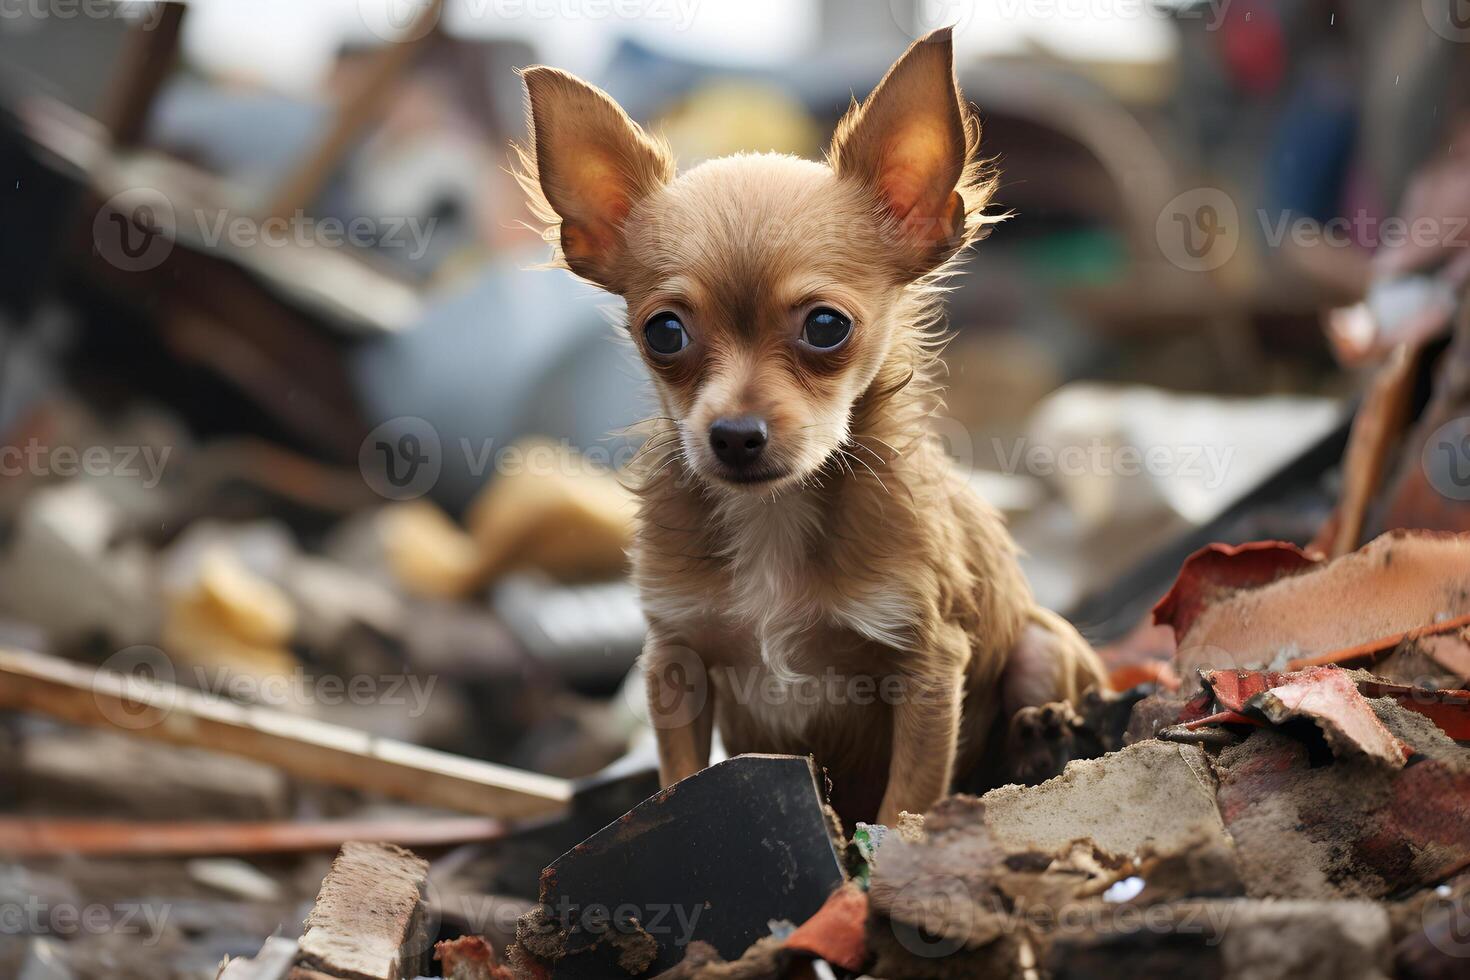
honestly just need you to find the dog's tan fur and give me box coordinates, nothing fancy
[516,29,1105,825]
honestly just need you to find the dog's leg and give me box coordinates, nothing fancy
[877,627,967,825]
[643,633,713,787]
[1002,607,1105,718]
[1001,608,1108,784]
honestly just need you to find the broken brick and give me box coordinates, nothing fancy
[292,841,430,980]
[783,884,868,972]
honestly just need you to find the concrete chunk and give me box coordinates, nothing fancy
[981,740,1230,858]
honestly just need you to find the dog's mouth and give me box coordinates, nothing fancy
[710,465,794,488]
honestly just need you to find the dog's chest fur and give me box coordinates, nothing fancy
[635,488,920,737]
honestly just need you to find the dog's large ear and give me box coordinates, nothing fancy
[517,67,673,292]
[830,28,983,275]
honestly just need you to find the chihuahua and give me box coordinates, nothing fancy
[516,28,1105,825]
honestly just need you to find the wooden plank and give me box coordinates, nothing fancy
[0,815,504,859]
[0,647,571,820]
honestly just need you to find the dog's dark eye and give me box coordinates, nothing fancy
[643,313,688,355]
[802,308,852,350]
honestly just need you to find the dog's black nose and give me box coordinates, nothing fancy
[709,416,768,468]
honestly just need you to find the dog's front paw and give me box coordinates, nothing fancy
[1005,701,1092,785]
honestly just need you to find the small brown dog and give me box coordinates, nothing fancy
[517,28,1105,825]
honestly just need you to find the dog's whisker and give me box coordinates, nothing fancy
[852,433,903,457]
[845,440,888,467]
[836,447,890,497]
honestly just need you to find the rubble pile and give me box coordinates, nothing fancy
[5,244,1470,980]
[4,415,1470,979]
[493,529,1470,980]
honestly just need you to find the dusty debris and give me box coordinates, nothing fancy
[982,739,1230,858]
[434,935,515,980]
[1131,831,1245,904]
[1212,720,1470,900]
[1393,871,1470,978]
[647,936,785,980]
[866,794,1128,979]
[1132,663,1470,899]
[1046,898,1394,980]
[292,841,431,980]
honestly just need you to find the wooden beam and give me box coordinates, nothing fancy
[263,0,444,220]
[0,815,505,859]
[0,647,571,820]
[101,1,187,147]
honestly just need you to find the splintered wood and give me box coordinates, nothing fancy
[291,841,430,980]
[0,647,572,820]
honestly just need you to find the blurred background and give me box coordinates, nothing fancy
[2,0,1470,974]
